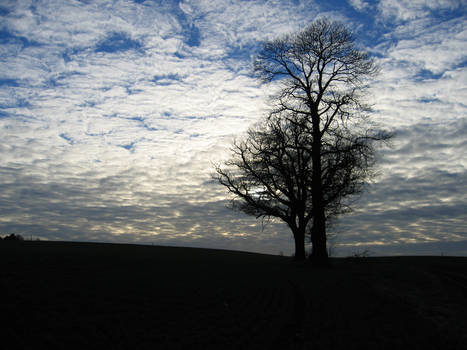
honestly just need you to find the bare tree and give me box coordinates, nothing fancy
[254,19,390,263]
[215,115,314,261]
[215,19,390,263]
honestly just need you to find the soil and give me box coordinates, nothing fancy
[1,241,466,349]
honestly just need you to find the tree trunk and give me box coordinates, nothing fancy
[310,113,329,265]
[310,215,328,265]
[310,184,329,265]
[292,229,306,261]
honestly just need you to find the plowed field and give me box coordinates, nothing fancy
[1,241,466,349]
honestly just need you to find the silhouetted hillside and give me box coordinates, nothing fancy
[1,241,466,349]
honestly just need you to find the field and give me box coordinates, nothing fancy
[1,241,466,349]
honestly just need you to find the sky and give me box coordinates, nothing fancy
[0,0,466,256]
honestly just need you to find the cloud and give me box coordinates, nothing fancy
[349,0,370,12]
[332,116,467,254]
[377,0,463,22]
[0,0,466,256]
[379,17,466,76]
[330,2,467,255]
[0,161,293,254]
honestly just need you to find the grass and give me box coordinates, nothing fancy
[1,241,466,349]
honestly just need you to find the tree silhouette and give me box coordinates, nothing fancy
[215,115,313,260]
[216,19,390,263]
[3,233,24,241]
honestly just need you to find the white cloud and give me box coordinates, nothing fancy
[382,17,466,75]
[349,0,369,12]
[377,0,463,22]
[1,0,313,252]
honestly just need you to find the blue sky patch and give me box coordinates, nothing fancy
[153,74,182,85]
[95,32,142,53]
[171,0,202,48]
[0,6,10,16]
[59,133,74,145]
[62,48,82,63]
[174,51,185,59]
[419,97,441,103]
[415,69,444,81]
[0,78,20,87]
[184,24,200,47]
[129,116,145,123]
[0,29,41,48]
[0,110,10,118]
[126,86,144,95]
[14,98,31,108]
[120,142,136,152]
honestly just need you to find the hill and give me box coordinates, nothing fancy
[1,241,466,349]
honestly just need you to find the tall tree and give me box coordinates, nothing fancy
[215,19,390,263]
[254,19,389,263]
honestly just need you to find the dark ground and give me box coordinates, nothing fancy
[1,241,466,349]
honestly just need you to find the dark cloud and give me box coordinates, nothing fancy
[0,165,292,254]
[331,117,467,255]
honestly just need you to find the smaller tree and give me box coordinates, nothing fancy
[215,115,313,260]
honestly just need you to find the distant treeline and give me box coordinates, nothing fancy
[0,233,25,241]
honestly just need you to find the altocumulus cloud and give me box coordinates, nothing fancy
[0,0,466,256]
